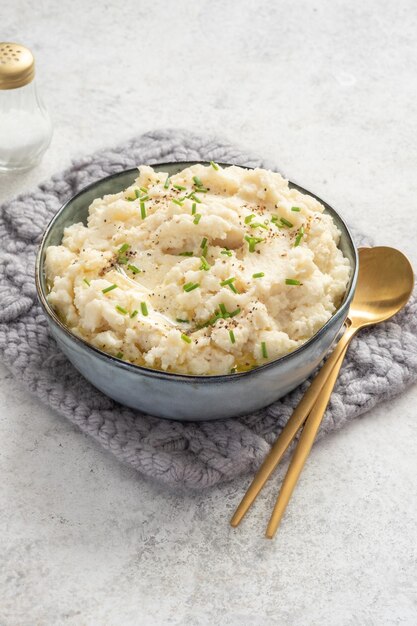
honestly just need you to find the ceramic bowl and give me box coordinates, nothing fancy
[35,162,358,421]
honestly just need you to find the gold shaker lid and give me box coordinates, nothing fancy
[0,42,35,90]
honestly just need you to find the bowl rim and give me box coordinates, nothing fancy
[35,161,359,384]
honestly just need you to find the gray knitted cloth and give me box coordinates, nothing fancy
[1,129,416,489]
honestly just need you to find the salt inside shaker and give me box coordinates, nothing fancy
[0,42,53,172]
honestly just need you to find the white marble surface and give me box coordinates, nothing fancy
[1,1,417,624]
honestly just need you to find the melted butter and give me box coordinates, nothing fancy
[234,354,260,373]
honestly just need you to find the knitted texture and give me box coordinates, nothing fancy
[1,129,416,489]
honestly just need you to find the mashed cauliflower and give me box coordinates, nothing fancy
[45,163,351,375]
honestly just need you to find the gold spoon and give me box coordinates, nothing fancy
[231,246,414,537]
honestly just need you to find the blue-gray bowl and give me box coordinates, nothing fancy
[35,162,358,421]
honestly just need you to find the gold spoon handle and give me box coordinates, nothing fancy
[230,322,357,528]
[265,333,352,539]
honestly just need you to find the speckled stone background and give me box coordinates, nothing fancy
[1,1,417,625]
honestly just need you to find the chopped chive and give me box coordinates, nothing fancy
[229,283,238,293]
[285,278,301,285]
[219,303,227,316]
[140,200,147,219]
[193,175,203,187]
[195,186,209,193]
[140,186,148,193]
[200,256,210,271]
[83,278,90,286]
[245,214,255,224]
[252,272,265,278]
[280,217,294,228]
[229,308,241,317]
[189,193,201,203]
[244,235,264,252]
[178,251,193,257]
[118,243,130,254]
[203,312,220,327]
[193,213,202,224]
[164,176,170,189]
[220,277,235,286]
[221,249,232,257]
[127,264,141,274]
[200,237,208,257]
[294,226,305,247]
[250,222,268,230]
[173,184,186,191]
[210,161,219,170]
[229,330,236,344]
[183,282,200,292]
[130,310,138,318]
[140,302,149,316]
[116,305,128,315]
[172,198,184,207]
[230,366,237,373]
[116,351,124,359]
[134,189,141,199]
[181,333,192,344]
[176,318,189,323]
[261,341,268,359]
[139,195,149,202]
[192,202,197,215]
[118,255,129,265]
[271,215,279,223]
[291,206,301,212]
[127,197,135,202]
[102,284,117,294]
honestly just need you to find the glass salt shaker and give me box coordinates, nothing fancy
[0,42,53,172]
